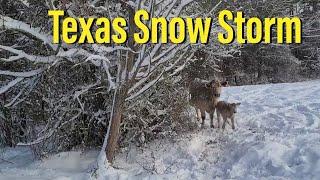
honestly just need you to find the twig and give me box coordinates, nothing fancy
[0,157,14,164]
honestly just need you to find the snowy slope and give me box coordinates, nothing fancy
[1,80,320,180]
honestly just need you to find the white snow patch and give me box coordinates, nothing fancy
[0,147,98,180]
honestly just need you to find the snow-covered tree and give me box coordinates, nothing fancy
[0,0,226,164]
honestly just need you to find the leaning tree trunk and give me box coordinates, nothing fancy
[105,87,128,163]
[105,3,136,163]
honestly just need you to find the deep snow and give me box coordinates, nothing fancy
[1,80,320,180]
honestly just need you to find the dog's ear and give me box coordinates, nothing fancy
[205,82,211,88]
[235,102,241,106]
[221,81,229,87]
[205,80,215,88]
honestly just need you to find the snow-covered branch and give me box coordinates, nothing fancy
[92,44,136,54]
[36,48,107,66]
[0,15,57,51]
[126,70,164,101]
[128,44,191,99]
[18,109,82,146]
[0,78,24,94]
[0,69,44,77]
[0,45,56,63]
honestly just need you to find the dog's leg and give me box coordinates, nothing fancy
[214,108,220,128]
[201,109,205,128]
[222,116,227,129]
[210,110,214,128]
[231,117,235,130]
[196,108,202,122]
[217,112,221,128]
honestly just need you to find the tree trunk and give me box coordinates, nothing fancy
[105,87,127,163]
[105,2,136,164]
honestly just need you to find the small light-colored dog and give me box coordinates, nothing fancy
[216,101,241,130]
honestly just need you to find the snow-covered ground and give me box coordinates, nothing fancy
[1,80,320,180]
[0,147,98,180]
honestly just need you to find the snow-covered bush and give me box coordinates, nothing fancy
[0,0,201,158]
[0,106,27,147]
[122,78,197,147]
[219,45,302,85]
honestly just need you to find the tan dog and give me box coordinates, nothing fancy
[189,79,228,128]
[216,101,241,130]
